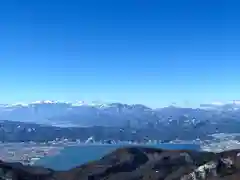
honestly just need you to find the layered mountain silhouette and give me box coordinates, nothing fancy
[1,101,240,142]
[1,101,240,128]
[1,147,240,180]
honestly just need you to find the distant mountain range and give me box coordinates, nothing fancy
[1,100,240,143]
[0,101,155,127]
[1,100,240,128]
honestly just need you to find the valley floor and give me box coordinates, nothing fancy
[1,133,240,166]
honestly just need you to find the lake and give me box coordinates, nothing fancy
[35,143,200,170]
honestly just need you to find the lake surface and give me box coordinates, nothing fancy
[36,143,200,170]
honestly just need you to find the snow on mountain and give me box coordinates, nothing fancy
[31,100,59,104]
[200,100,240,111]
[0,100,157,127]
[0,100,239,128]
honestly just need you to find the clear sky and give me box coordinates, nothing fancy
[0,0,239,107]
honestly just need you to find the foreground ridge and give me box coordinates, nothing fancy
[1,147,240,180]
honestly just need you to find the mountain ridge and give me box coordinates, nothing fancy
[2,100,240,127]
[1,100,240,143]
[1,147,240,180]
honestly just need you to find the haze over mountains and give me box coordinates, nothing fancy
[1,100,240,128]
[1,100,240,143]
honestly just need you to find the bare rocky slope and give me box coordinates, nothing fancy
[1,147,240,180]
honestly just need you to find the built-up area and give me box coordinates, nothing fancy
[1,133,240,165]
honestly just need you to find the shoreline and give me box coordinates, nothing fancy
[4,140,240,167]
[33,142,200,166]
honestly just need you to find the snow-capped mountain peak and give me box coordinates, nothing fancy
[0,100,157,126]
[71,101,86,107]
[200,100,240,111]
[1,99,240,128]
[31,100,59,104]
[211,102,224,106]
[10,103,28,107]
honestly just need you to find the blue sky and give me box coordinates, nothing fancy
[0,0,239,107]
